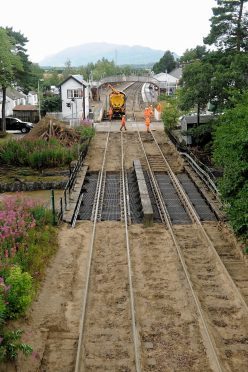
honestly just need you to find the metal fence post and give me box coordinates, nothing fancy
[50,189,56,225]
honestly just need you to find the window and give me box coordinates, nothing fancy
[67,88,83,99]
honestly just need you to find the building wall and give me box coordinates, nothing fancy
[0,98,20,117]
[181,117,192,145]
[61,79,89,120]
[27,93,38,105]
[13,110,39,123]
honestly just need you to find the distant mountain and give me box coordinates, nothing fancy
[39,42,176,67]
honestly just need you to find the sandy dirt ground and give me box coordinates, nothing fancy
[129,224,212,371]
[2,128,248,372]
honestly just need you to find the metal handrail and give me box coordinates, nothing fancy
[166,129,221,198]
[56,147,86,223]
[179,152,220,197]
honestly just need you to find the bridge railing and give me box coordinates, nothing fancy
[99,75,161,87]
[57,148,86,223]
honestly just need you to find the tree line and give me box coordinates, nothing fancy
[161,0,248,239]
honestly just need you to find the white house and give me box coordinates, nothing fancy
[0,87,26,117]
[27,91,38,105]
[154,72,179,94]
[0,87,38,118]
[59,75,89,120]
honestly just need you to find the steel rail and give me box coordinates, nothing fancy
[125,82,144,119]
[121,130,141,372]
[151,131,248,313]
[74,127,111,372]
[136,127,223,372]
[75,121,141,371]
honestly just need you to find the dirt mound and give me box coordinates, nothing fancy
[26,117,80,147]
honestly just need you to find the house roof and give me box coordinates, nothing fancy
[59,74,87,87]
[13,105,38,111]
[153,72,178,83]
[182,115,214,124]
[169,67,182,80]
[0,87,26,102]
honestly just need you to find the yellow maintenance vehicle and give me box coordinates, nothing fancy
[107,84,126,119]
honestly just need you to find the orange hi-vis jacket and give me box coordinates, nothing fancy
[144,107,150,118]
[156,103,162,112]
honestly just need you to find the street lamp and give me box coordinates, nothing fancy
[38,79,44,121]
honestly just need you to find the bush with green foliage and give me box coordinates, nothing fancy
[0,329,32,362]
[5,266,34,319]
[76,126,95,141]
[161,95,181,130]
[185,121,215,148]
[213,93,248,237]
[0,194,58,361]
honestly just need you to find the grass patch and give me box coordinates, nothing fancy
[15,225,58,288]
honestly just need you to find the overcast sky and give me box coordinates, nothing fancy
[0,0,217,63]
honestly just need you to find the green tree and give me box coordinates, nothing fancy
[178,60,213,124]
[213,92,248,236]
[161,94,181,130]
[180,45,208,63]
[207,51,248,110]
[0,28,23,132]
[153,50,177,74]
[5,27,35,94]
[41,95,62,113]
[26,63,44,92]
[63,59,74,79]
[92,58,117,80]
[204,0,248,52]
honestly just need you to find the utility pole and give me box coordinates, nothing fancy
[38,79,44,121]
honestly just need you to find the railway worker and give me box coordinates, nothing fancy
[120,114,127,131]
[156,103,162,112]
[145,116,151,133]
[144,107,150,119]
[149,105,153,117]
[108,107,113,122]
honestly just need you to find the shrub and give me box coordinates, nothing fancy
[0,282,7,325]
[76,126,95,140]
[5,266,34,319]
[213,92,248,238]
[0,329,32,362]
[30,205,53,226]
[0,194,58,362]
[0,195,36,261]
[16,225,58,283]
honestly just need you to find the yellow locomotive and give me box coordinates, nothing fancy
[108,84,126,118]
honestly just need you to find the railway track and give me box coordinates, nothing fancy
[74,128,141,371]
[74,128,216,371]
[72,86,248,371]
[136,128,248,371]
[125,82,145,120]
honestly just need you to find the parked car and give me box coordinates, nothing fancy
[0,117,34,133]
